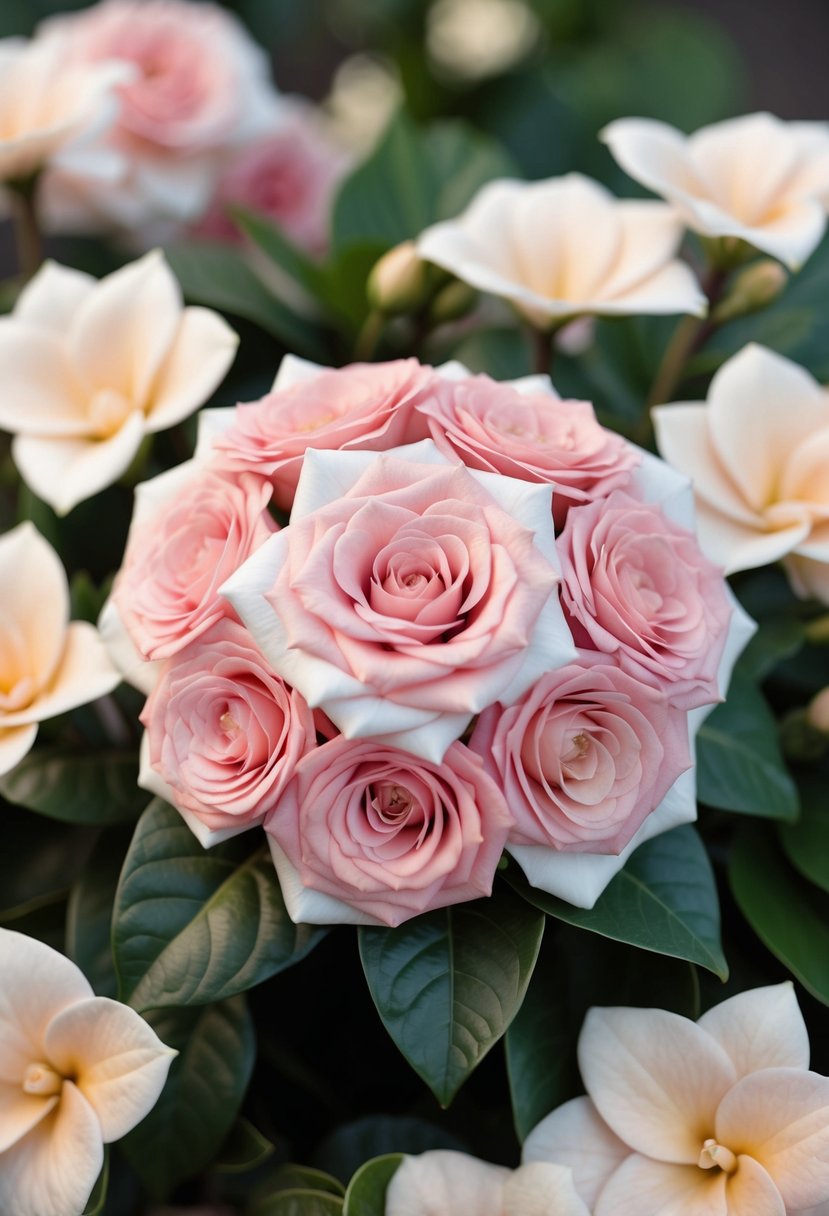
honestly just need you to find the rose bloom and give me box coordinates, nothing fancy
[212,357,433,510]
[193,100,349,254]
[0,36,128,184]
[413,370,639,526]
[266,736,512,926]
[38,0,280,234]
[417,174,706,327]
[558,489,732,711]
[139,618,315,846]
[0,252,238,515]
[524,983,829,1216]
[385,1151,589,1216]
[654,343,829,604]
[470,651,691,855]
[223,440,576,763]
[603,112,829,269]
[0,928,175,1216]
[0,523,119,776]
[114,464,277,661]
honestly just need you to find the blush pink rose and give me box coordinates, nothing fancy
[265,737,513,926]
[469,651,692,854]
[223,444,576,762]
[115,468,276,660]
[558,490,732,709]
[414,373,639,526]
[212,360,435,510]
[193,103,349,254]
[139,619,315,844]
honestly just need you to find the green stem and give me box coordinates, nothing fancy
[645,268,729,412]
[9,177,44,282]
[353,309,384,362]
[530,325,555,377]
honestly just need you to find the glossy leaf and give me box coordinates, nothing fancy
[0,805,95,920]
[114,799,325,1011]
[695,670,799,819]
[211,1116,274,1175]
[731,824,829,1006]
[359,885,544,1105]
[121,997,255,1198]
[343,1154,404,1216]
[510,826,728,979]
[781,775,829,894]
[0,748,147,825]
[260,1166,346,1197]
[66,828,131,997]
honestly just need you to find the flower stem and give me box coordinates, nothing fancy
[353,309,384,362]
[530,325,555,377]
[645,268,729,411]
[9,176,44,282]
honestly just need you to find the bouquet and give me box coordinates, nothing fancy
[1,3,829,1215]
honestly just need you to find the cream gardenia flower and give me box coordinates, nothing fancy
[653,343,829,604]
[385,1149,590,1216]
[0,251,238,515]
[524,983,829,1215]
[416,173,706,327]
[602,112,829,269]
[0,523,119,776]
[0,928,176,1216]
[0,36,130,183]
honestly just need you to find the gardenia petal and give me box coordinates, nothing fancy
[0,1085,57,1153]
[385,1151,509,1216]
[0,621,119,728]
[594,1153,728,1216]
[523,1096,630,1209]
[43,996,176,1142]
[725,1156,786,1216]
[697,983,810,1077]
[578,1006,736,1163]
[0,522,68,694]
[146,307,239,432]
[503,1161,591,1215]
[0,724,38,778]
[14,260,96,332]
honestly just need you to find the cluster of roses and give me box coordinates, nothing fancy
[0,0,344,252]
[103,348,754,926]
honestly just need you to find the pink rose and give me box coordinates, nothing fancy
[212,360,433,510]
[139,619,315,845]
[469,652,692,855]
[223,442,576,762]
[115,467,276,660]
[414,373,639,525]
[194,102,349,254]
[265,737,513,926]
[558,490,732,709]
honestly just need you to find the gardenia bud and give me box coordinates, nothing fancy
[807,687,829,734]
[368,241,432,315]
[712,259,788,323]
[427,278,478,325]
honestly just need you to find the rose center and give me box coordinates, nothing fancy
[698,1139,737,1174]
[296,412,337,433]
[89,388,134,439]
[373,782,415,821]
[22,1062,64,1097]
[219,710,241,737]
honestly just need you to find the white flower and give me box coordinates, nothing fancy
[0,251,238,515]
[602,112,829,269]
[386,1150,589,1215]
[416,174,706,326]
[0,928,176,1216]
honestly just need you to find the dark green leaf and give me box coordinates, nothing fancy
[737,616,805,681]
[0,806,95,920]
[114,799,325,1011]
[730,825,829,1006]
[781,775,829,894]
[449,328,532,381]
[66,828,132,997]
[166,243,328,359]
[343,1155,404,1216]
[211,1116,274,1174]
[253,1192,343,1216]
[696,670,799,819]
[359,885,544,1105]
[121,998,254,1198]
[425,121,516,221]
[232,207,328,296]
[509,826,728,979]
[259,1166,346,1197]
[313,1116,466,1185]
[0,748,147,825]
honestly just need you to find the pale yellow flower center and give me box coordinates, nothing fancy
[22,1062,64,1097]
[296,413,337,433]
[698,1138,738,1174]
[88,388,134,439]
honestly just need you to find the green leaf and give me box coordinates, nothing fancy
[66,828,131,997]
[113,799,325,1011]
[0,748,147,825]
[359,885,544,1106]
[730,825,829,1006]
[166,243,328,359]
[695,670,799,820]
[211,1116,274,1174]
[343,1154,404,1216]
[0,806,95,920]
[232,207,328,297]
[509,826,728,979]
[82,1151,108,1216]
[253,1192,343,1216]
[121,997,254,1198]
[781,775,829,894]
[425,120,516,221]
[449,327,532,381]
[260,1166,346,1197]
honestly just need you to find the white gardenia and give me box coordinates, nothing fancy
[0,251,238,514]
[0,523,119,776]
[602,112,829,269]
[416,173,706,326]
[385,1150,590,1216]
[653,343,829,603]
[0,928,176,1216]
